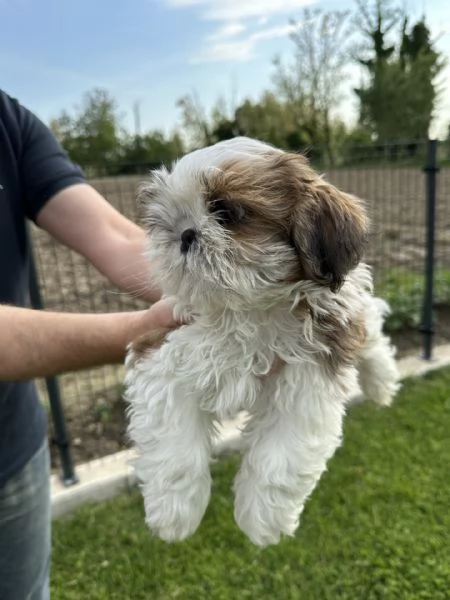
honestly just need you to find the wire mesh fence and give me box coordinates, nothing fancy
[30,175,149,472]
[29,139,450,477]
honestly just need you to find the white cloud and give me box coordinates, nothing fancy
[251,24,296,42]
[167,0,313,22]
[206,21,246,42]
[191,23,296,64]
[191,40,256,64]
[167,0,314,64]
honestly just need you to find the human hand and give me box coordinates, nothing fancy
[144,297,187,330]
[125,297,189,357]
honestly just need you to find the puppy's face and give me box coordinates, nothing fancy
[139,137,368,309]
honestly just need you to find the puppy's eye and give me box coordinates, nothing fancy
[209,198,246,227]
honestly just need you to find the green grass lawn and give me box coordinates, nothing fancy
[52,368,450,600]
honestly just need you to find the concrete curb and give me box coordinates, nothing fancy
[51,343,450,519]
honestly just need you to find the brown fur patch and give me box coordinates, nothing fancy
[203,151,369,290]
[203,154,294,248]
[292,299,314,319]
[292,299,366,374]
[128,327,173,367]
[315,313,367,375]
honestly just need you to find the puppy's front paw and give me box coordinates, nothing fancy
[363,376,401,407]
[233,470,304,547]
[141,471,211,542]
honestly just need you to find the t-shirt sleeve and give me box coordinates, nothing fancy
[3,92,87,222]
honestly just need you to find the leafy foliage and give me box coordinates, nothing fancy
[48,2,449,171]
[353,1,446,142]
[272,8,352,164]
[117,131,184,174]
[50,88,123,168]
[375,268,450,332]
[50,88,185,176]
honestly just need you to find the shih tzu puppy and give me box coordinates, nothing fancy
[124,136,400,547]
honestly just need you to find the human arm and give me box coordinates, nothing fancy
[35,183,161,303]
[6,91,159,303]
[0,299,178,381]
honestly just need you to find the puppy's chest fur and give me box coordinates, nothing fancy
[135,296,366,421]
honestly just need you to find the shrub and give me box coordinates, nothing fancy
[375,268,450,332]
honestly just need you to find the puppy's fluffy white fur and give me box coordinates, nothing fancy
[124,137,400,547]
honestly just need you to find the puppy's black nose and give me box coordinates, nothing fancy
[180,228,197,254]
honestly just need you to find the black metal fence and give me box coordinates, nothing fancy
[30,139,449,484]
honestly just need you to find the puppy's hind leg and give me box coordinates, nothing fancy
[233,367,347,547]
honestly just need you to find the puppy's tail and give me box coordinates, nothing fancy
[357,297,401,407]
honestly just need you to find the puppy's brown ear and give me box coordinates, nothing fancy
[291,182,369,292]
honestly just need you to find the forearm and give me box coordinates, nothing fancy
[36,184,162,304]
[92,231,162,304]
[0,305,150,381]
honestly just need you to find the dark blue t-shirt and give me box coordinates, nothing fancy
[0,89,85,488]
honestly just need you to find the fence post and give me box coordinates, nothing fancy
[420,139,439,361]
[27,231,78,486]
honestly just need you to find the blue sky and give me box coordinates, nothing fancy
[1,0,450,138]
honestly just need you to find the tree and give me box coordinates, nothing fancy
[118,130,185,174]
[176,92,215,149]
[447,124,450,159]
[353,1,445,142]
[209,93,241,142]
[176,91,239,149]
[51,88,123,168]
[272,8,353,164]
[234,92,310,150]
[352,0,402,140]
[51,88,186,175]
[352,0,402,68]
[176,88,314,152]
[49,110,78,161]
[398,17,446,139]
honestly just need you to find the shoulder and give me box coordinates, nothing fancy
[0,89,23,150]
[0,88,21,118]
[0,87,62,154]
[0,88,85,220]
[0,88,48,160]
[0,88,37,134]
